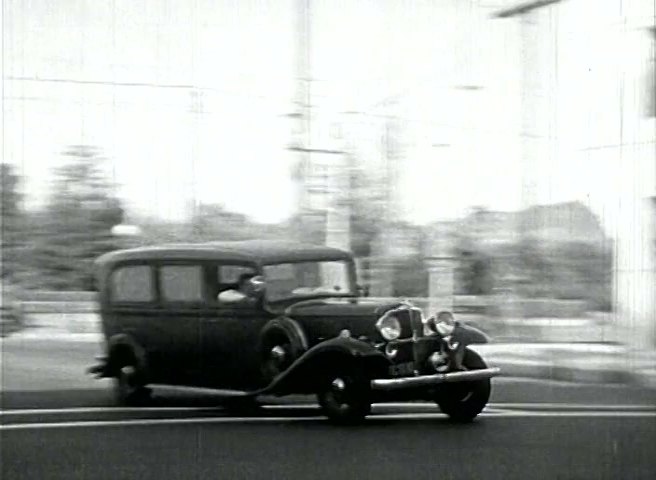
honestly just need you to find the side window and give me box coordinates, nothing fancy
[111,265,154,303]
[214,264,257,302]
[160,265,203,303]
[219,265,256,284]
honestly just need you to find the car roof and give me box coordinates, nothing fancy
[95,240,353,269]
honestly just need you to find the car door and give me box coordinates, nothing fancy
[200,263,270,390]
[107,263,163,376]
[156,263,206,385]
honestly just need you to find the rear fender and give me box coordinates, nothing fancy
[103,334,148,378]
[258,337,389,395]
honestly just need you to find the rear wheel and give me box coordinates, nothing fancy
[436,349,491,422]
[113,357,151,406]
[261,336,295,382]
[317,365,371,424]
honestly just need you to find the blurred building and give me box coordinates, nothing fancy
[459,201,607,247]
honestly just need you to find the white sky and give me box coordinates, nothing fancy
[2,0,654,229]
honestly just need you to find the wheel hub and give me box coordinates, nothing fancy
[270,345,286,362]
[331,378,346,392]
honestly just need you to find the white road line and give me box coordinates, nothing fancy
[0,406,224,416]
[378,403,656,411]
[0,416,326,431]
[484,411,656,418]
[0,405,320,416]
[1,402,654,416]
[487,403,656,411]
[2,411,656,431]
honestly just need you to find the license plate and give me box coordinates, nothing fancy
[389,361,415,377]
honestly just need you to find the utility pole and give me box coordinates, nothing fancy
[493,0,562,324]
[495,0,563,216]
[188,88,203,223]
[288,0,350,251]
[289,0,312,215]
[368,108,402,297]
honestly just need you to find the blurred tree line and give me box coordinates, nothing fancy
[0,146,613,312]
[453,239,612,311]
[1,146,124,291]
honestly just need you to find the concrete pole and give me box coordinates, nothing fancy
[369,115,401,297]
[324,151,351,252]
[427,224,456,315]
[424,0,480,312]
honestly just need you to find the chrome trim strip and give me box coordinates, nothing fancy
[370,367,501,391]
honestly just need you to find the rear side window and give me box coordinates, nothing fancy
[160,265,203,302]
[111,265,154,302]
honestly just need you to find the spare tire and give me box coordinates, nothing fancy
[258,318,308,384]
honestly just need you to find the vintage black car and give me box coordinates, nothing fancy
[90,240,500,423]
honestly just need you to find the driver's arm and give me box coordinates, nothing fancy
[217,289,247,303]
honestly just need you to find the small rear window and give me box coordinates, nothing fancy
[111,265,154,302]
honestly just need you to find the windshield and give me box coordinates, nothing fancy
[262,260,353,302]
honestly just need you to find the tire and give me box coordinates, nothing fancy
[259,318,307,384]
[436,349,491,423]
[112,354,151,406]
[317,364,371,424]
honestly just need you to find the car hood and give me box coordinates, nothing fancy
[281,297,412,344]
[284,297,406,318]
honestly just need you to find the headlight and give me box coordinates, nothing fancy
[376,311,401,341]
[428,311,456,337]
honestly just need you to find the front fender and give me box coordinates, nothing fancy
[453,323,490,345]
[256,337,389,396]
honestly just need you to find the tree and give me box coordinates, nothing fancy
[1,163,21,219]
[1,164,25,282]
[30,146,124,290]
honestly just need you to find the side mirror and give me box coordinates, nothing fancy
[357,284,370,297]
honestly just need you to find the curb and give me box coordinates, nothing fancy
[634,369,656,389]
[489,357,652,387]
[1,330,103,343]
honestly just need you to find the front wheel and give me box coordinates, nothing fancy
[259,319,307,384]
[317,365,371,424]
[436,349,491,422]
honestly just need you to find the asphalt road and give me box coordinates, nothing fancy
[2,336,656,479]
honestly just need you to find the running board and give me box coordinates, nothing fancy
[371,367,501,391]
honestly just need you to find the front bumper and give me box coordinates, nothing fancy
[370,367,501,391]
